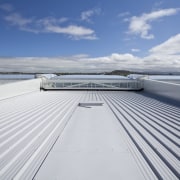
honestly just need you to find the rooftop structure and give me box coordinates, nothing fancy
[0,75,179,180]
[52,75,128,80]
[42,75,143,90]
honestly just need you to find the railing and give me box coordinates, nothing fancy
[42,79,143,90]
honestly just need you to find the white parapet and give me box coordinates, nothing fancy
[0,78,42,100]
[143,79,180,101]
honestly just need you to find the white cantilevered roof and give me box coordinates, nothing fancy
[0,91,179,180]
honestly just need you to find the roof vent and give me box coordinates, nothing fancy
[78,101,104,107]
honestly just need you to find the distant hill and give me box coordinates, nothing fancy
[104,70,132,76]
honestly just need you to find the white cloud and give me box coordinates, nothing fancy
[3,12,97,40]
[0,34,179,73]
[70,34,97,40]
[46,24,93,35]
[0,54,178,73]
[1,4,97,40]
[153,1,163,8]
[128,8,180,39]
[146,34,180,71]
[118,12,130,17]
[4,13,32,27]
[0,3,13,12]
[4,13,39,33]
[45,24,96,39]
[37,17,68,26]
[131,48,140,52]
[149,34,180,55]
[81,8,101,23]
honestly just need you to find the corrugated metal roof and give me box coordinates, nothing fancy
[0,91,179,179]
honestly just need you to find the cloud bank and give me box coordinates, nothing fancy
[0,34,179,73]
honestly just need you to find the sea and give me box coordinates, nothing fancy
[0,74,35,85]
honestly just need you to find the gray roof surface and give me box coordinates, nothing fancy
[0,91,179,179]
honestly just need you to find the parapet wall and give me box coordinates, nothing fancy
[0,79,42,100]
[143,79,180,101]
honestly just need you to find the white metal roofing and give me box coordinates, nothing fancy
[0,91,179,179]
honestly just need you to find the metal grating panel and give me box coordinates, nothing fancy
[42,79,143,90]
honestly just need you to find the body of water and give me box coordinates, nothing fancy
[0,74,35,85]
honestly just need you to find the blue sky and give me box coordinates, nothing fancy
[0,0,180,73]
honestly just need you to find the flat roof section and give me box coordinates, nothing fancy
[35,102,148,180]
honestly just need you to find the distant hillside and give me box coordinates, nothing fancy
[104,70,132,76]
